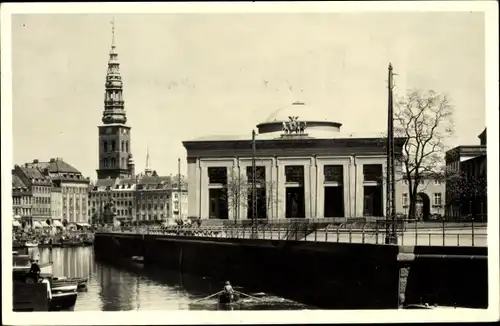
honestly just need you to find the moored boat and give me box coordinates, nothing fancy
[52,276,88,291]
[131,256,144,263]
[83,240,94,246]
[13,241,25,249]
[49,279,78,311]
[13,278,51,311]
[12,253,51,312]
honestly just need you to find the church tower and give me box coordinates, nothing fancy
[96,19,133,180]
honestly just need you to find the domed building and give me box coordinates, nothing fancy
[182,101,407,221]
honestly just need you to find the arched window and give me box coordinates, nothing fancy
[103,141,108,152]
[121,141,125,152]
[111,140,116,152]
[103,158,108,167]
[121,157,125,167]
[125,141,129,153]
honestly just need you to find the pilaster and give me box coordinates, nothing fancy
[355,158,364,217]
[310,156,318,218]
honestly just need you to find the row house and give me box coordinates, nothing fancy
[12,165,52,225]
[12,173,32,226]
[89,171,188,224]
[25,158,90,224]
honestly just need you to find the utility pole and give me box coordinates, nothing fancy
[385,63,398,244]
[178,158,182,220]
[251,129,257,237]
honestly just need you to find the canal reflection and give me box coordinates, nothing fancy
[25,247,307,311]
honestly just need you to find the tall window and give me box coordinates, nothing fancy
[208,167,227,184]
[363,164,382,182]
[246,166,265,184]
[121,141,125,151]
[402,193,408,206]
[285,165,304,183]
[433,193,442,206]
[111,140,116,152]
[324,165,343,183]
[103,141,108,152]
[125,141,129,153]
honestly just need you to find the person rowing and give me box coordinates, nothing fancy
[223,281,234,295]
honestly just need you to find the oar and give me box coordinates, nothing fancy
[235,290,263,301]
[195,291,223,303]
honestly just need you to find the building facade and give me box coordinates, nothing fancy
[24,158,90,224]
[89,25,187,225]
[183,101,407,220]
[401,175,446,220]
[445,128,487,220]
[13,165,52,225]
[12,172,32,226]
[51,186,62,223]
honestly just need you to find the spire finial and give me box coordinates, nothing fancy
[111,17,116,47]
[145,145,152,175]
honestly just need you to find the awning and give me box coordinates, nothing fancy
[52,220,63,227]
[13,220,21,227]
[32,221,42,228]
[14,215,22,219]
[76,222,91,227]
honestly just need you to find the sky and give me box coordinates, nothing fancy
[11,12,486,180]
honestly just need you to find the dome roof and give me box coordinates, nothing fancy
[264,101,329,123]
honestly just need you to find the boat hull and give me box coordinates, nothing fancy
[52,277,88,291]
[13,281,50,312]
[218,292,239,304]
[49,292,77,311]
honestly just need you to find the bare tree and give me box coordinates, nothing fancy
[223,169,280,221]
[393,89,454,219]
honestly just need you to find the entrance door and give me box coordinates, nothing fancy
[209,188,228,219]
[285,187,305,218]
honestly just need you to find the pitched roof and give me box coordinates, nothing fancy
[12,173,28,188]
[26,158,81,174]
[18,166,52,185]
[91,174,186,192]
[49,159,81,173]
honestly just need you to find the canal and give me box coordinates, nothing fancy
[27,247,309,311]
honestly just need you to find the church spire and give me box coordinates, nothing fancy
[102,17,127,125]
[145,145,152,176]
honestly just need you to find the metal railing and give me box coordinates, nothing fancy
[96,218,487,247]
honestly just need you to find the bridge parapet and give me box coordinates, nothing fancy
[96,218,487,247]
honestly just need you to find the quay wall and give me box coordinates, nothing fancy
[399,245,488,308]
[94,233,487,309]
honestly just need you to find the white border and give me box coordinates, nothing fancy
[1,2,498,325]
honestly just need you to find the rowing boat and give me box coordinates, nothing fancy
[218,292,240,304]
